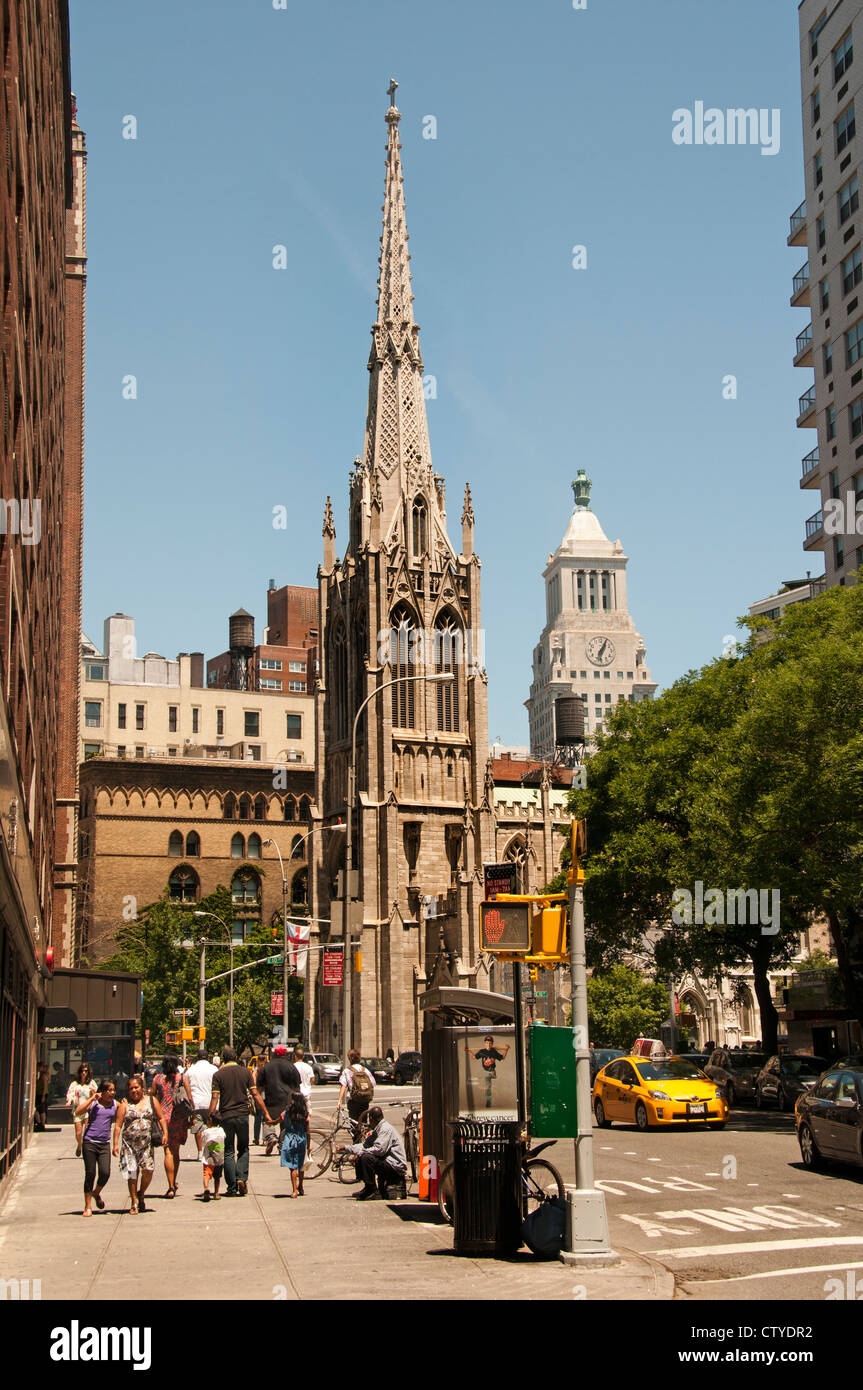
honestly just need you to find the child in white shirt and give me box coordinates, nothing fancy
[200,1120,226,1200]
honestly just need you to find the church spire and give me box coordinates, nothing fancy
[360,82,443,550]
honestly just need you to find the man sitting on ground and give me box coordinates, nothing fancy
[344,1105,408,1201]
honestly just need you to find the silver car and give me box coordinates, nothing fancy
[308,1052,342,1085]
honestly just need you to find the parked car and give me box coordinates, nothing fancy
[362,1057,394,1084]
[678,1052,710,1071]
[589,1048,626,1084]
[392,1051,422,1085]
[796,1065,863,1170]
[593,1055,727,1131]
[704,1049,768,1106]
[755,1054,827,1111]
[308,1052,342,1085]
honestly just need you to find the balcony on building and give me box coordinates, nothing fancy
[796,384,817,426]
[803,509,824,550]
[800,446,820,489]
[788,199,807,247]
[794,323,813,367]
[790,261,810,307]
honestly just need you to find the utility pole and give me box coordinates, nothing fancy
[560,819,619,1268]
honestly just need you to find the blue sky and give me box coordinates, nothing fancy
[71,0,810,744]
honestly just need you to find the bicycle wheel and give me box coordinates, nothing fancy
[522,1159,565,1215]
[405,1125,419,1183]
[304,1130,333,1180]
[337,1153,362,1185]
[437,1162,455,1224]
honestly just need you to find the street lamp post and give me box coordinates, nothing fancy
[263,824,345,1045]
[341,670,454,1060]
[194,911,234,1048]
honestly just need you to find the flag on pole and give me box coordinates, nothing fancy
[287,918,311,976]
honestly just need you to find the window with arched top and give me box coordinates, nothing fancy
[185,831,200,858]
[390,606,417,728]
[168,830,184,857]
[231,868,260,905]
[247,833,262,859]
[254,795,267,821]
[504,837,528,893]
[291,834,304,860]
[169,866,199,903]
[238,794,252,820]
[291,867,308,905]
[222,793,237,821]
[283,797,297,822]
[298,796,312,823]
[412,497,427,558]
[330,620,348,741]
[434,615,461,732]
[231,833,245,859]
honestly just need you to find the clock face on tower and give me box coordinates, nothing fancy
[586,636,615,666]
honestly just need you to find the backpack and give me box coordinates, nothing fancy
[521,1197,567,1259]
[171,1075,193,1117]
[350,1065,374,1102]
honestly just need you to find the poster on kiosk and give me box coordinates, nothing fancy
[457,1025,517,1121]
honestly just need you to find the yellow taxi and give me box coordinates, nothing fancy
[592,1054,728,1131]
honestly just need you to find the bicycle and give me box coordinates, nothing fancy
[330,1112,371,1184]
[389,1098,422,1183]
[436,1139,564,1225]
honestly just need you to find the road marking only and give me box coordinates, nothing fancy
[655,1235,863,1259]
[620,1204,840,1239]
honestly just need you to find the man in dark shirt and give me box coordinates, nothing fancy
[209,1046,267,1196]
[256,1045,301,1116]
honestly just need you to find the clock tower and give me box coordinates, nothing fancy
[526,472,657,753]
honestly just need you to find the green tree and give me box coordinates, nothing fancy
[587,965,668,1048]
[563,582,863,1052]
[99,883,304,1054]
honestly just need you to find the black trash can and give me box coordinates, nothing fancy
[450,1119,523,1256]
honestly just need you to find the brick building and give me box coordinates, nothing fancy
[206,583,317,694]
[77,756,315,963]
[0,0,82,1184]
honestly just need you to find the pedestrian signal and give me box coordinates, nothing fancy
[480,901,531,954]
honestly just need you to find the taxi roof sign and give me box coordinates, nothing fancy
[480,901,531,954]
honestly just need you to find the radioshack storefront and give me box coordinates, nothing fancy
[40,968,141,1113]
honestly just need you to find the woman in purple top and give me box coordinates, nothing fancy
[76,1079,117,1217]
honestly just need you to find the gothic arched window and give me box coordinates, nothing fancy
[504,837,527,894]
[331,620,348,741]
[390,605,417,729]
[238,794,252,821]
[253,794,267,821]
[185,831,200,858]
[283,796,297,822]
[291,834,305,860]
[169,866,199,904]
[291,868,308,905]
[434,614,461,733]
[222,793,237,820]
[412,497,427,559]
[231,868,260,905]
[231,833,245,858]
[168,829,184,857]
[247,833,262,859]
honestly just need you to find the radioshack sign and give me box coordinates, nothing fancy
[479,901,531,954]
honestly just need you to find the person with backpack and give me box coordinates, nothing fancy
[337,1049,376,1138]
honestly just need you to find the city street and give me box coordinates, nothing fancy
[3,1084,860,1303]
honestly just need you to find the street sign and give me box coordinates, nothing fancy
[172,1009,195,1019]
[323,949,344,986]
[480,901,531,953]
[267,954,283,966]
[271,992,284,1016]
[484,862,518,901]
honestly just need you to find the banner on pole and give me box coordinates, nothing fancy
[287,918,311,977]
[323,949,344,986]
[270,992,284,1016]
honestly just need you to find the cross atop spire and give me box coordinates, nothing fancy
[387,77,398,109]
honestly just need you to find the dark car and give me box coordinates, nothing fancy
[392,1051,422,1085]
[362,1057,394,1084]
[796,1065,863,1169]
[589,1048,626,1084]
[755,1054,827,1111]
[678,1052,710,1071]
[704,1049,768,1106]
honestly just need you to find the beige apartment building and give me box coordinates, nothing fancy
[81,614,315,767]
[793,1,863,584]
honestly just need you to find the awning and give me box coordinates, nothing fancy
[40,1006,79,1035]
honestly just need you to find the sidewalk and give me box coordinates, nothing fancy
[0,1127,674,1301]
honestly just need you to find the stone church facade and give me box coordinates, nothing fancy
[306,93,496,1055]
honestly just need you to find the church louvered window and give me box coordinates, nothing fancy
[435,616,460,732]
[412,498,427,559]
[390,606,416,728]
